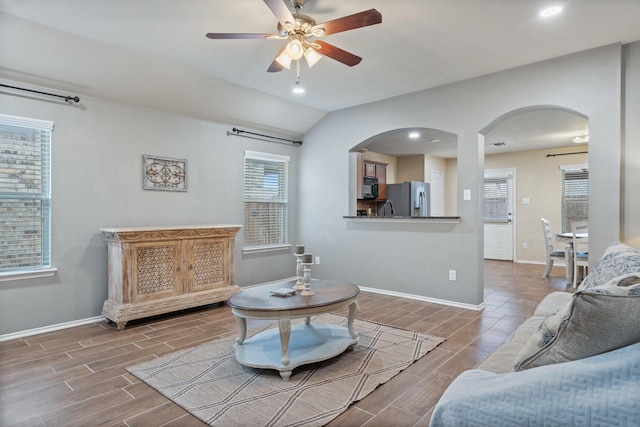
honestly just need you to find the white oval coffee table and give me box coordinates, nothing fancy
[227,279,360,380]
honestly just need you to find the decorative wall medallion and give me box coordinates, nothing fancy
[143,155,187,192]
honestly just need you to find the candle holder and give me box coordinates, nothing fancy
[301,263,314,296]
[293,253,305,290]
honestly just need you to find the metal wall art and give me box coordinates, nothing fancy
[142,155,188,192]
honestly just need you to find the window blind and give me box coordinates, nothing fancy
[561,166,589,232]
[0,114,53,272]
[243,151,289,249]
[483,177,510,220]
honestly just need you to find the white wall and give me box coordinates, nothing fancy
[623,42,640,248]
[298,44,623,307]
[0,89,301,335]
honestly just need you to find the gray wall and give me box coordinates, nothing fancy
[0,93,300,335]
[298,44,625,306]
[2,42,640,336]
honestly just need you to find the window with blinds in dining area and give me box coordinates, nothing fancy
[561,165,589,232]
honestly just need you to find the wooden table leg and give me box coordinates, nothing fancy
[564,242,574,283]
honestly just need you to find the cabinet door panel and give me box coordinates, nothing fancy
[364,163,376,178]
[130,241,182,303]
[185,238,228,291]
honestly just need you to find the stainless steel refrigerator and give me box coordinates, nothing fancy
[381,181,430,217]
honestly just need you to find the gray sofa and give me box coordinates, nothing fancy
[431,242,640,426]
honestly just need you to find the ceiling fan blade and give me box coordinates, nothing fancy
[267,46,286,73]
[267,60,285,73]
[312,9,382,36]
[263,0,296,28]
[206,33,275,39]
[314,40,362,67]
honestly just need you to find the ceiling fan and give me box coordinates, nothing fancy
[205,0,382,72]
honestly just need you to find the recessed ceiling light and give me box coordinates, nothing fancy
[572,133,589,143]
[292,79,305,94]
[540,5,563,18]
[408,132,420,139]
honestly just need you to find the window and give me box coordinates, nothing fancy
[561,165,589,232]
[0,114,53,273]
[243,151,289,250]
[483,170,512,221]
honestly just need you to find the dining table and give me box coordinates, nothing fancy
[556,232,588,283]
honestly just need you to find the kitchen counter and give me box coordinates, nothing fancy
[343,216,461,224]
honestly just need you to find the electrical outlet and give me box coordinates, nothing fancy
[449,269,457,281]
[522,242,528,249]
[315,256,320,265]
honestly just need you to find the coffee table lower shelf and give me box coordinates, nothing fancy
[235,322,359,380]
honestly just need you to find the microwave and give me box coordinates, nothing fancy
[362,177,378,199]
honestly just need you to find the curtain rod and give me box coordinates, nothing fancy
[546,151,588,157]
[227,127,302,146]
[0,83,80,104]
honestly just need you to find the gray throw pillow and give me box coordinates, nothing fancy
[579,242,640,290]
[514,272,640,371]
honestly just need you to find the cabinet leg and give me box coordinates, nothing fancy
[116,321,127,331]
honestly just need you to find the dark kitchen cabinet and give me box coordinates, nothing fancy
[365,161,387,200]
[356,153,388,209]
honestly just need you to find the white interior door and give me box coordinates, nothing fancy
[483,169,514,260]
[430,170,444,216]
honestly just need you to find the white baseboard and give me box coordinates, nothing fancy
[513,259,567,267]
[359,286,484,311]
[1,282,485,341]
[0,315,106,342]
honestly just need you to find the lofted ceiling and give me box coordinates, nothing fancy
[1,0,639,148]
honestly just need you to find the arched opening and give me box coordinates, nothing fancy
[348,127,458,217]
[480,105,589,286]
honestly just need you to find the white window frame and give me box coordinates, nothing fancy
[0,114,56,281]
[243,150,289,253]
[560,164,589,233]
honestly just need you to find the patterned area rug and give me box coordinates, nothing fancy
[127,314,444,427]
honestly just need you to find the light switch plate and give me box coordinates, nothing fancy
[463,189,471,200]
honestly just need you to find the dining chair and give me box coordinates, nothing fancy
[571,221,589,287]
[541,217,565,278]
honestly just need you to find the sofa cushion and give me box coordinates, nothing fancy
[579,241,640,290]
[514,272,640,371]
[532,291,573,317]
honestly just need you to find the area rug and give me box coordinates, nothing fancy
[127,314,444,427]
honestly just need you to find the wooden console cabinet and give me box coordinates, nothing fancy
[100,225,241,330]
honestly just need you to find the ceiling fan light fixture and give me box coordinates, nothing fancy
[304,47,322,67]
[275,51,293,69]
[285,39,304,60]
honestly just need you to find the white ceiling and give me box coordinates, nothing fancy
[1,0,639,150]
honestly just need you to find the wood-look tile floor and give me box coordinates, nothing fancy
[0,261,573,427]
